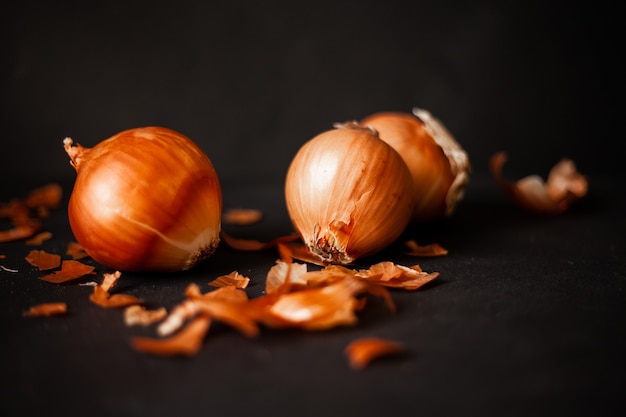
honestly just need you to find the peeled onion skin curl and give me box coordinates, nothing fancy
[285,123,414,265]
[64,127,222,272]
[489,151,588,215]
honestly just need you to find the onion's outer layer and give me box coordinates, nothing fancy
[64,127,222,272]
[285,123,414,265]
[361,108,470,222]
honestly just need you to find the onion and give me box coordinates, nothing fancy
[361,108,471,222]
[285,122,414,265]
[63,126,222,272]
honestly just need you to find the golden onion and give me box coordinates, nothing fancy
[361,108,470,222]
[63,126,222,272]
[285,122,414,265]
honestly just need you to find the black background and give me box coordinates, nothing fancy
[1,0,622,187]
[1,1,624,417]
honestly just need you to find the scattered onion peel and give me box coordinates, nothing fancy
[345,337,406,369]
[490,151,588,215]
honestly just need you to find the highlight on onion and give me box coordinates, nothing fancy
[284,122,415,265]
[63,126,222,272]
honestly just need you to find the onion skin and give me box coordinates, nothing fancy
[285,123,414,265]
[361,109,470,222]
[64,127,222,272]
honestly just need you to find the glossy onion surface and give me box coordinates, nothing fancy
[285,124,414,265]
[361,109,470,222]
[64,127,222,272]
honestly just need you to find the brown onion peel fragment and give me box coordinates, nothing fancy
[89,271,142,308]
[158,284,258,338]
[131,314,211,357]
[0,224,41,243]
[219,231,298,251]
[344,337,406,369]
[490,151,588,215]
[25,231,53,246]
[1,183,62,242]
[40,260,96,283]
[24,183,63,210]
[25,250,62,271]
[265,277,366,330]
[23,302,68,317]
[223,208,263,225]
[404,240,448,257]
[66,241,89,260]
[124,305,167,327]
[209,271,250,289]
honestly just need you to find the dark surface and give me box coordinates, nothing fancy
[1,176,625,417]
[2,1,624,416]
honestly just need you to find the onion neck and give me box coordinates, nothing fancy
[63,138,87,170]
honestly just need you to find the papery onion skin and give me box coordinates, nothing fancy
[285,123,414,265]
[360,108,470,222]
[64,127,222,272]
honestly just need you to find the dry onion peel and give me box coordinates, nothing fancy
[25,231,53,246]
[219,231,298,251]
[404,240,448,257]
[0,183,62,243]
[490,151,588,215]
[64,127,222,272]
[40,260,96,283]
[23,302,68,317]
[124,305,167,327]
[131,314,211,357]
[285,122,414,265]
[209,271,250,289]
[89,271,142,308]
[345,337,406,369]
[158,284,258,338]
[25,250,61,271]
[66,241,89,260]
[223,208,263,225]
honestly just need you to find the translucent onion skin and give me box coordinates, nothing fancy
[63,127,222,272]
[285,123,414,265]
[360,108,471,222]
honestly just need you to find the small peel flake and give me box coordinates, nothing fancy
[209,271,250,289]
[220,231,298,251]
[89,271,142,308]
[25,231,53,246]
[345,337,406,369]
[404,240,448,257]
[25,250,61,271]
[24,183,63,210]
[0,224,41,243]
[158,284,256,337]
[1,183,62,243]
[23,302,68,317]
[356,262,439,291]
[265,278,364,330]
[124,305,167,327]
[490,151,588,215]
[40,260,96,283]
[131,314,211,357]
[66,241,89,260]
[223,208,263,225]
